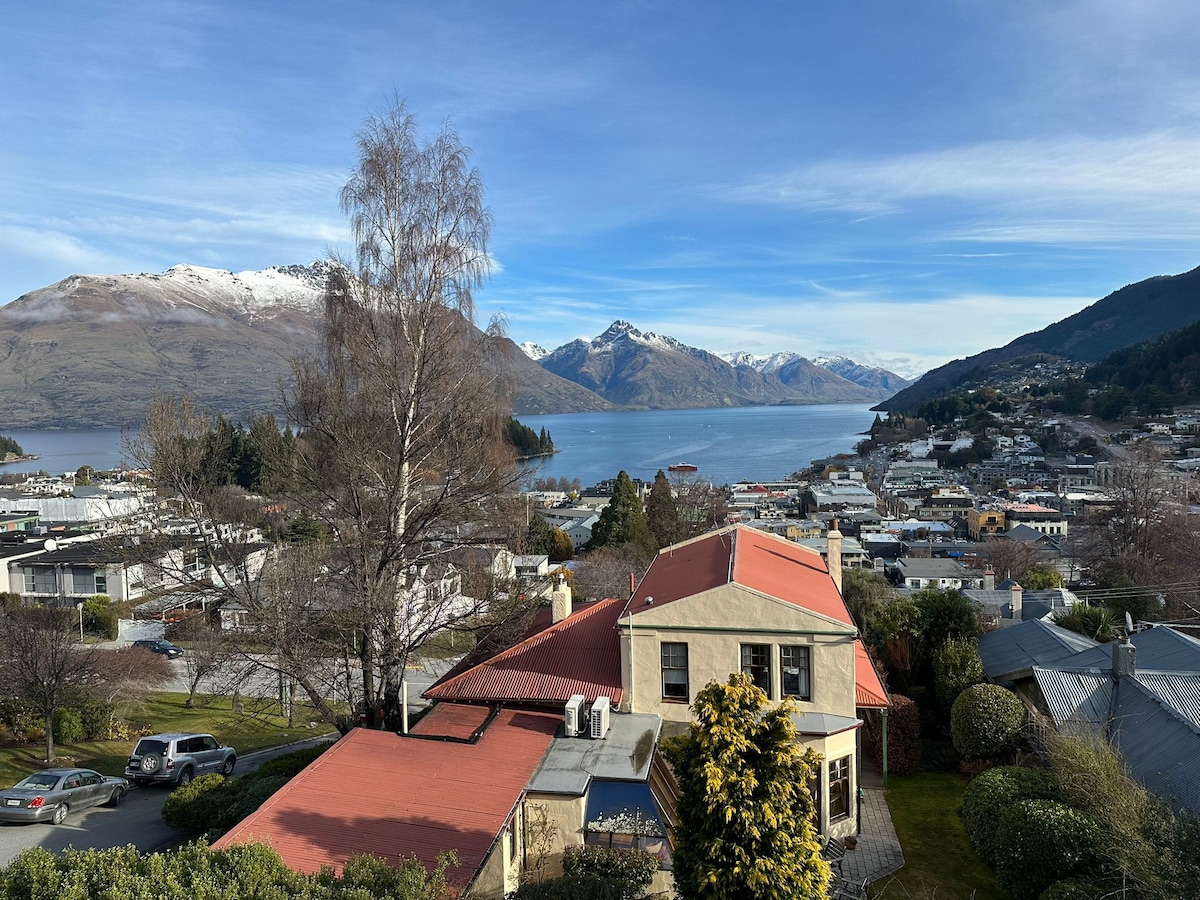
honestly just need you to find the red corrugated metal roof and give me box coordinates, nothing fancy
[412,702,494,739]
[212,707,561,888]
[424,598,624,705]
[855,639,890,708]
[623,525,853,627]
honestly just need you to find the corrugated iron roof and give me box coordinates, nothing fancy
[1133,671,1200,729]
[623,525,853,627]
[424,598,624,704]
[1033,666,1113,727]
[1112,678,1200,817]
[978,619,1098,682]
[212,706,561,887]
[855,639,889,708]
[1065,624,1200,673]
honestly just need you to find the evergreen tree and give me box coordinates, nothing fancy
[664,673,831,900]
[549,527,574,562]
[526,514,554,556]
[646,469,680,549]
[587,471,652,552]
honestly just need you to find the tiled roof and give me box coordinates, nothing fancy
[212,705,561,887]
[623,525,853,627]
[424,598,624,704]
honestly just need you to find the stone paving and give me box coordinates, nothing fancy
[840,767,905,889]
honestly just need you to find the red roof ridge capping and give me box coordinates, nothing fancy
[855,639,889,708]
[213,706,562,890]
[625,525,853,627]
[424,597,624,704]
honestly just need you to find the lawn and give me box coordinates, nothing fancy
[870,772,1006,900]
[0,692,337,786]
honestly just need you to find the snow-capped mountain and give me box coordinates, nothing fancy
[0,264,611,428]
[539,321,881,409]
[519,342,549,361]
[720,350,913,395]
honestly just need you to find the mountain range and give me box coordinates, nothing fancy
[880,264,1200,413]
[0,266,902,428]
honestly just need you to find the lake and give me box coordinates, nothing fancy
[0,404,876,485]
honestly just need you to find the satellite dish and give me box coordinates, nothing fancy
[1125,611,1134,634]
[43,539,57,552]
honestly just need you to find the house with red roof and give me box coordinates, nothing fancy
[216,524,887,895]
[617,524,887,841]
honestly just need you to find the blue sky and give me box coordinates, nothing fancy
[4,1,1200,377]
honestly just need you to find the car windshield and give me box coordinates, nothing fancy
[134,739,168,755]
[14,774,60,790]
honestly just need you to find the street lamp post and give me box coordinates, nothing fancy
[76,601,84,641]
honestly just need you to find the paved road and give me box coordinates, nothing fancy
[0,737,334,868]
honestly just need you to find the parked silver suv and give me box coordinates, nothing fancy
[125,733,236,787]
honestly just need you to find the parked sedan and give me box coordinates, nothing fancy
[0,768,128,825]
[132,639,184,658]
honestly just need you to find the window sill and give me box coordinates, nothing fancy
[660,697,690,704]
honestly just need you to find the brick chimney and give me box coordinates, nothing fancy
[1113,637,1136,678]
[827,519,843,594]
[551,574,572,624]
[1009,582,1023,621]
[985,569,995,592]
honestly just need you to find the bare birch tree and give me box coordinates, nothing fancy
[130,101,527,731]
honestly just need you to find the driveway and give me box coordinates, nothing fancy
[0,736,334,868]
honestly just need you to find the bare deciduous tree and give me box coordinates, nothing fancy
[130,101,529,731]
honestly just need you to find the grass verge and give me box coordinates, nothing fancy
[869,772,1006,900]
[0,692,337,786]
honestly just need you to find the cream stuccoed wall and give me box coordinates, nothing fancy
[799,728,859,840]
[523,794,587,880]
[619,584,860,723]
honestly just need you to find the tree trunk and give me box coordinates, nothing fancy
[44,712,55,764]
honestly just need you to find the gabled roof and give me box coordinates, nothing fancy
[213,705,561,887]
[1033,666,1112,727]
[621,525,852,627]
[424,598,624,705]
[978,619,1099,683]
[1064,624,1200,673]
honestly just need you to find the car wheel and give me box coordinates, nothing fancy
[177,768,194,787]
[105,787,125,808]
[220,756,236,776]
[52,803,69,825]
[139,754,163,774]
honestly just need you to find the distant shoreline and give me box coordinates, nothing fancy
[0,454,39,466]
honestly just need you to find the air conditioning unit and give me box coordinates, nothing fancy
[564,694,585,737]
[589,695,611,739]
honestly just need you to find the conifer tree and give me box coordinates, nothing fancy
[587,470,653,552]
[646,469,680,548]
[664,673,831,900]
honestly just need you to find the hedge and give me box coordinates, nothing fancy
[561,845,657,899]
[1038,877,1113,900]
[960,766,1060,864]
[993,800,1101,900]
[511,876,629,900]
[52,707,83,744]
[870,694,921,776]
[933,637,984,717]
[950,684,1025,761]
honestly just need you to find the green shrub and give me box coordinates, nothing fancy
[52,707,83,744]
[960,766,1059,864]
[561,845,658,898]
[933,637,984,717]
[93,607,119,640]
[161,773,228,832]
[512,875,628,899]
[244,744,327,781]
[951,683,1025,761]
[993,800,1101,900]
[1038,877,1113,900]
[209,775,287,835]
[77,700,115,740]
